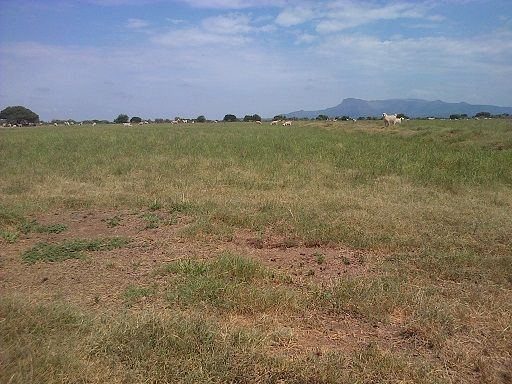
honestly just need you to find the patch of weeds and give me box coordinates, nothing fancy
[141,213,160,229]
[306,269,315,276]
[168,201,194,214]
[0,229,19,243]
[102,215,121,228]
[19,219,67,235]
[22,237,130,263]
[0,204,24,227]
[22,242,87,263]
[124,285,157,306]
[314,252,326,264]
[18,220,38,234]
[411,250,512,286]
[281,238,299,248]
[41,223,68,234]
[149,200,162,211]
[314,275,404,322]
[341,255,351,265]
[161,252,299,314]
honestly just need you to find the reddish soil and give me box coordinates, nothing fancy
[0,209,432,361]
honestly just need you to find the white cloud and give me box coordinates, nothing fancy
[316,2,442,33]
[312,30,512,75]
[295,33,316,44]
[201,13,254,34]
[126,18,150,29]
[151,28,250,47]
[275,5,316,27]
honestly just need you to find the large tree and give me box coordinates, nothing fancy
[114,114,129,123]
[0,106,39,125]
[223,114,237,122]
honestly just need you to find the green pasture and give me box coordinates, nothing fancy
[1,119,511,253]
[1,119,512,384]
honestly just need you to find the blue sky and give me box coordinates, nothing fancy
[1,0,511,121]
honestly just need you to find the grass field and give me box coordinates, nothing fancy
[1,119,511,383]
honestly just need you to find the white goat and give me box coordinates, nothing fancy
[282,121,292,126]
[382,113,399,127]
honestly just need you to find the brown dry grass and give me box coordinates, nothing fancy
[1,120,511,383]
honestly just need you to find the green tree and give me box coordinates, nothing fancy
[196,115,206,123]
[130,116,142,123]
[273,115,286,121]
[0,106,39,125]
[316,114,328,120]
[475,112,491,118]
[223,114,237,122]
[243,115,253,122]
[114,114,129,123]
[252,114,261,122]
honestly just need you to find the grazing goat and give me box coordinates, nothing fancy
[282,121,292,126]
[382,113,399,127]
[92,122,97,126]
[123,122,132,126]
[270,120,280,125]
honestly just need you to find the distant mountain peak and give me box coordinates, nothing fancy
[285,98,512,119]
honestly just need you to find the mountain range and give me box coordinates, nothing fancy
[284,98,512,119]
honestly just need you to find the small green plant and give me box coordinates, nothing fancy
[149,200,162,211]
[0,229,18,243]
[168,201,194,214]
[41,223,68,234]
[124,285,156,306]
[103,215,121,228]
[341,255,351,265]
[141,213,160,229]
[314,252,326,265]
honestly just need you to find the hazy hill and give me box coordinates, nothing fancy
[285,98,512,119]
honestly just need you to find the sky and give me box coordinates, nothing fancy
[0,0,511,121]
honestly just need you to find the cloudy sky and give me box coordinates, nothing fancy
[0,0,511,121]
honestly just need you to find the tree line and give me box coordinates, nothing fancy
[1,105,510,126]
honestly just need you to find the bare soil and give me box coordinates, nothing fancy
[0,209,444,366]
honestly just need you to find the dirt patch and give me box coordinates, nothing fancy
[0,209,427,362]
